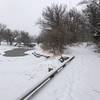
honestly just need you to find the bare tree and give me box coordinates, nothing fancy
[38,4,68,54]
[0,23,6,45]
[81,0,100,43]
[3,28,15,45]
[66,8,88,43]
[15,31,31,46]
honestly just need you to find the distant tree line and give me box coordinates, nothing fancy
[0,24,34,46]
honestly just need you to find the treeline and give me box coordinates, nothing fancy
[0,24,34,46]
[37,0,100,54]
[0,0,100,54]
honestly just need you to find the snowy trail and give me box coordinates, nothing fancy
[0,44,72,100]
[31,44,100,100]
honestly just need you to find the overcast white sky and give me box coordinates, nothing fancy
[0,0,82,36]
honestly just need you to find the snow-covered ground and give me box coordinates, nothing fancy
[0,43,100,100]
[32,43,100,100]
[0,43,70,100]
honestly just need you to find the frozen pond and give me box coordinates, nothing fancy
[3,48,32,57]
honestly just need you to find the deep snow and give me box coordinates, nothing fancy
[31,43,100,100]
[0,43,71,100]
[0,43,100,100]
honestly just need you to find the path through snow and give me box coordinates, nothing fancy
[32,44,100,100]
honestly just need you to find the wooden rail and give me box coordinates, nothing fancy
[20,56,75,100]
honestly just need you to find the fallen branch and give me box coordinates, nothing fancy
[32,52,50,58]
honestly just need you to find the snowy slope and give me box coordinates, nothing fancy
[31,43,100,100]
[0,44,71,100]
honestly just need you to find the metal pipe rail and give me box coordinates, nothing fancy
[20,56,75,100]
